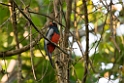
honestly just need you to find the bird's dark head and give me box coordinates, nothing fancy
[49,22,57,27]
[49,22,59,34]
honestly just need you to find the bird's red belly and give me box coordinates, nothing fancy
[51,33,60,43]
[48,33,60,53]
[48,44,55,53]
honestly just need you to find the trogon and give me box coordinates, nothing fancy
[44,22,60,68]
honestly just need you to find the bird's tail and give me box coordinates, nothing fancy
[44,44,55,68]
[47,52,55,68]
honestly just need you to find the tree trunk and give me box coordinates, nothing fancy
[55,0,72,83]
[82,0,89,83]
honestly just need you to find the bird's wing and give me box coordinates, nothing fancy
[44,28,55,68]
[44,28,54,53]
[45,28,54,45]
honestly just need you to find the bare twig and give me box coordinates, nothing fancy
[28,10,66,28]
[0,0,69,58]
[110,0,120,53]
[0,33,42,57]
[0,2,11,7]
[53,0,59,18]
[13,0,69,56]
[9,0,22,82]
[82,0,89,83]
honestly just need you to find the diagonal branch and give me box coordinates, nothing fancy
[13,1,69,56]
[0,34,42,57]
[0,1,69,58]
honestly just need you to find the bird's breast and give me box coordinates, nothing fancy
[47,32,60,53]
[51,33,60,43]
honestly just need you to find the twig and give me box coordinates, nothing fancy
[0,16,11,28]
[0,2,11,7]
[9,0,22,82]
[28,10,66,28]
[0,0,69,58]
[13,0,69,56]
[58,0,67,23]
[28,10,37,80]
[82,0,89,83]
[0,33,42,57]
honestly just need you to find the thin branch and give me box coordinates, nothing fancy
[0,2,11,7]
[30,25,37,80]
[9,0,22,82]
[0,34,42,57]
[100,0,109,12]
[0,1,69,58]
[82,0,89,83]
[13,0,69,56]
[0,16,11,28]
[28,10,66,28]
[110,0,120,53]
[58,0,67,24]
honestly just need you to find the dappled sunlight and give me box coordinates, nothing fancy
[1,60,16,83]
[0,0,124,82]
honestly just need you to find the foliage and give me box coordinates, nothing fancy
[0,0,124,83]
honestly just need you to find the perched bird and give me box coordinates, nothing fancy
[44,22,60,68]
